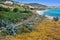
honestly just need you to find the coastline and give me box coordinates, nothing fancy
[36,10,54,19]
[36,10,46,15]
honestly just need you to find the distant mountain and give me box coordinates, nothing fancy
[0,0,12,2]
[25,3,47,8]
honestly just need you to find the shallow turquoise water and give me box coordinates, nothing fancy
[44,9,60,18]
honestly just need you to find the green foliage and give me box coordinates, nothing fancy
[0,20,33,36]
[0,7,10,12]
[0,6,32,23]
[0,11,32,23]
[23,22,33,32]
[1,30,8,36]
[13,8,18,12]
[0,20,18,36]
[0,4,33,36]
[16,26,32,34]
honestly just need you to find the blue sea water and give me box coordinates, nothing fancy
[44,9,60,18]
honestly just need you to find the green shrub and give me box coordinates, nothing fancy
[13,8,18,12]
[1,30,8,36]
[0,8,32,23]
[0,7,10,12]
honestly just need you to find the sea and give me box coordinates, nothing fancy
[44,9,60,20]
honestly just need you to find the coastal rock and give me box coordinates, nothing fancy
[53,17,59,21]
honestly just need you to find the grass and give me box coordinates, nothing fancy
[0,4,33,23]
[0,11,32,23]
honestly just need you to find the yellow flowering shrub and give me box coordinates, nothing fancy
[6,18,60,40]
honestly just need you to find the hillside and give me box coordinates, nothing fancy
[26,3,47,8]
[6,18,60,40]
[0,1,33,23]
[0,1,60,40]
[0,1,34,37]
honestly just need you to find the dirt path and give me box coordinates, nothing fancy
[15,10,38,26]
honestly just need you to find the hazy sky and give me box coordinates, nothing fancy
[13,0,60,6]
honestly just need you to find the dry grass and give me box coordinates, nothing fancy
[6,18,60,40]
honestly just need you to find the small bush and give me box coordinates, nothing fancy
[0,7,10,12]
[13,8,18,12]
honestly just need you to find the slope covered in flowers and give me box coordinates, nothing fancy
[6,18,60,40]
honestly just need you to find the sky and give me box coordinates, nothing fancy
[13,0,60,6]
